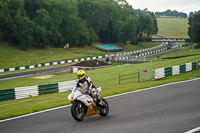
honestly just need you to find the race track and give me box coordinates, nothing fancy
[1,78,200,133]
[0,65,70,80]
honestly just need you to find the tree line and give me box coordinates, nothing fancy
[189,11,200,17]
[0,0,158,49]
[155,9,187,18]
[188,11,200,48]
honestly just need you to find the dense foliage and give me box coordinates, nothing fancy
[189,11,200,17]
[155,9,187,18]
[0,0,158,49]
[188,11,200,48]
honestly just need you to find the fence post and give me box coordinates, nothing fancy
[119,73,120,84]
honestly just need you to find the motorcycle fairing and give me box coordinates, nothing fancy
[76,94,93,106]
[68,90,93,106]
[85,101,100,117]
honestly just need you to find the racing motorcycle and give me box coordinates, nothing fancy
[68,87,109,121]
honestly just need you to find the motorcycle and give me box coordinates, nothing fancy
[68,87,109,121]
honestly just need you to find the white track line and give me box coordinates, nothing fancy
[185,127,200,133]
[0,105,72,123]
[0,78,200,123]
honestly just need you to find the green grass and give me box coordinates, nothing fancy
[0,44,105,69]
[0,92,72,120]
[0,42,159,69]
[160,48,200,59]
[157,18,189,38]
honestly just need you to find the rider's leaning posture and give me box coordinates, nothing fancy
[76,70,103,105]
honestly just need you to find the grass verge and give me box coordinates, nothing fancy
[160,48,200,59]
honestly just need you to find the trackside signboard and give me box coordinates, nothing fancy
[140,38,191,42]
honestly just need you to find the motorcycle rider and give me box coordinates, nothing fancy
[76,70,103,105]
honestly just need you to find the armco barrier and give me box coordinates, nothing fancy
[192,62,197,70]
[165,67,172,77]
[180,64,186,73]
[58,80,77,92]
[15,85,38,100]
[155,68,165,79]
[0,89,15,102]
[0,80,77,102]
[155,61,199,80]
[172,65,180,75]
[186,63,192,71]
[39,83,58,95]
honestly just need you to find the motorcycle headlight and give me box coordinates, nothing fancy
[70,96,74,101]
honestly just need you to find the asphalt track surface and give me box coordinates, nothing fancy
[135,46,188,61]
[0,65,70,80]
[1,78,200,133]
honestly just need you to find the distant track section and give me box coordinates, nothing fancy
[0,65,70,80]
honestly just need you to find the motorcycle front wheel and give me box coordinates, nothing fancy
[71,102,85,121]
[99,98,109,116]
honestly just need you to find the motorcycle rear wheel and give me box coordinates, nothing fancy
[71,102,85,121]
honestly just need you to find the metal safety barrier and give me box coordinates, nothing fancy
[155,61,199,80]
[0,80,77,102]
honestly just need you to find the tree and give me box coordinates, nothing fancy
[78,0,139,44]
[189,12,194,17]
[0,1,3,41]
[119,15,137,45]
[137,13,156,39]
[155,9,187,18]
[0,0,33,49]
[0,0,159,49]
[78,0,111,43]
[151,13,158,34]
[15,15,34,49]
[24,0,48,19]
[188,12,200,48]
[33,9,53,48]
